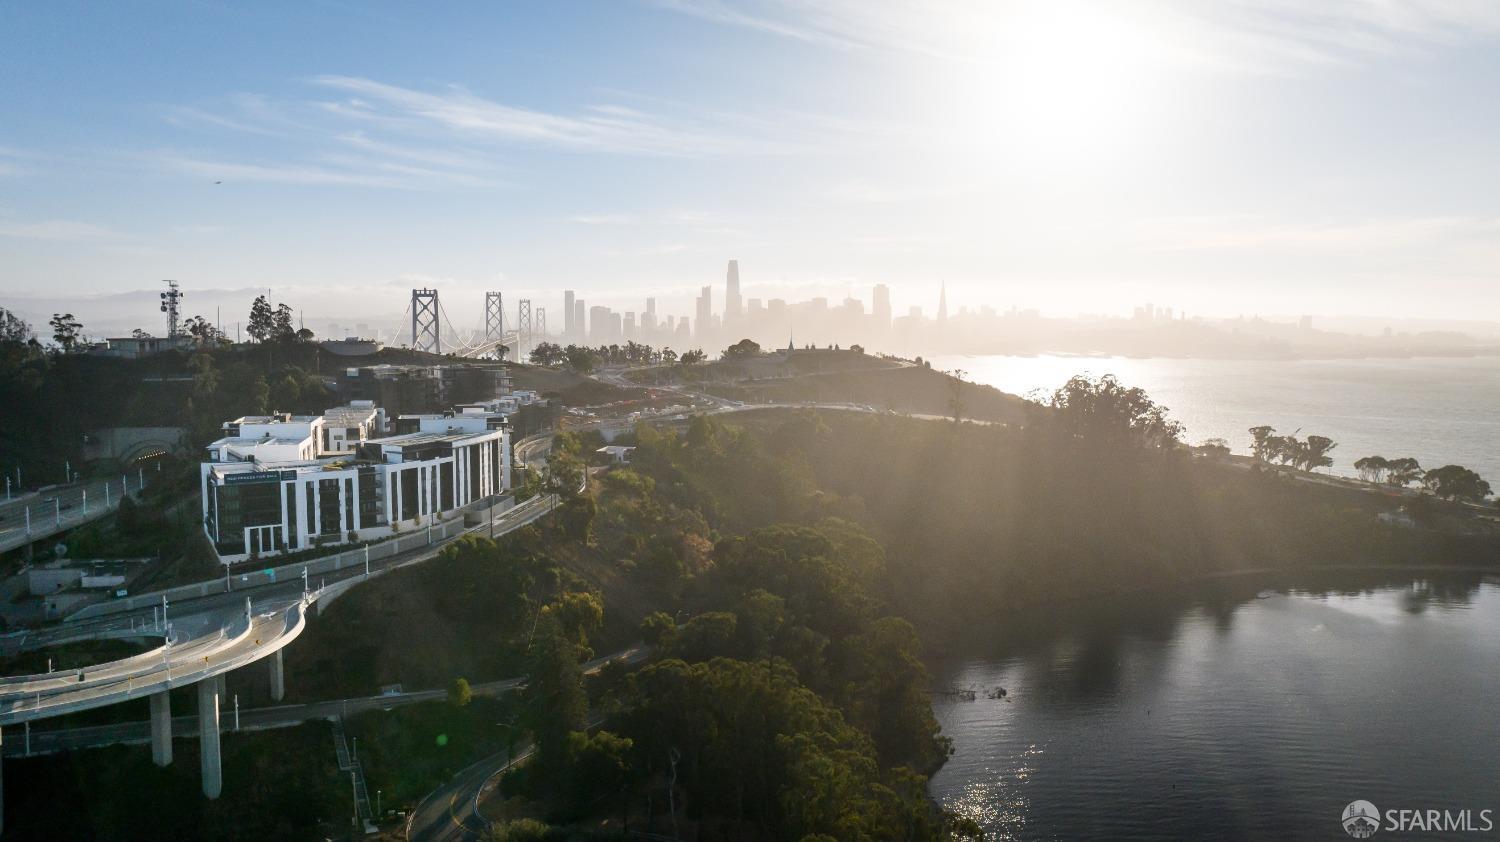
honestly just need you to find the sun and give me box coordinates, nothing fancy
[946,1,1171,172]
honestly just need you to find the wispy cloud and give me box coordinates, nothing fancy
[157,155,421,188]
[650,0,1500,73]
[0,220,124,241]
[1132,214,1500,252]
[309,75,772,156]
[151,74,799,192]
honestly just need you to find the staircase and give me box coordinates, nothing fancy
[331,717,376,832]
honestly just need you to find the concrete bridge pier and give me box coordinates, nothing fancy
[150,690,173,766]
[198,676,223,799]
[268,649,285,702]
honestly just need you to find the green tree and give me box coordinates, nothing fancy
[490,818,551,842]
[448,676,473,707]
[556,492,597,542]
[246,295,274,343]
[1385,457,1424,487]
[545,591,603,650]
[1044,374,1184,450]
[248,374,271,415]
[1198,437,1231,459]
[722,338,762,359]
[564,344,599,374]
[1248,425,1276,461]
[679,348,706,365]
[49,313,83,352]
[639,611,677,646]
[947,369,967,424]
[183,315,227,346]
[563,730,634,818]
[272,303,296,341]
[1302,435,1337,472]
[670,611,738,662]
[0,309,31,344]
[529,342,564,366]
[1421,464,1491,502]
[524,614,588,774]
[1354,455,1390,483]
[271,373,302,411]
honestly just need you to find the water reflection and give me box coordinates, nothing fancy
[929,571,1500,840]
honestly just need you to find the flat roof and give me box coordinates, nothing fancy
[230,415,320,424]
[208,435,311,447]
[369,429,500,447]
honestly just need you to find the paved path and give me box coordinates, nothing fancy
[406,648,646,842]
[0,472,153,554]
[0,492,559,728]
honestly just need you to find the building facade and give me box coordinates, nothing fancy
[200,401,511,562]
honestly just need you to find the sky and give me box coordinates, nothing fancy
[3,0,1500,334]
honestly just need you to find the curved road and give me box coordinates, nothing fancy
[0,491,562,730]
[406,648,647,842]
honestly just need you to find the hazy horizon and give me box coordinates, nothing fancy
[6,1,1500,324]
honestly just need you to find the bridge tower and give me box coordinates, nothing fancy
[411,288,440,354]
[517,298,532,360]
[485,291,505,359]
[160,279,184,338]
[535,307,546,342]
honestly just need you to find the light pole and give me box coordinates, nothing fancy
[376,789,381,819]
[54,497,60,527]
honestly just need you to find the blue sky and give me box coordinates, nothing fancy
[4,0,1500,332]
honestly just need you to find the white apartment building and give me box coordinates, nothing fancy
[199,401,509,561]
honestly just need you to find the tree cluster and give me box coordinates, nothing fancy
[1247,426,1338,472]
[245,295,313,344]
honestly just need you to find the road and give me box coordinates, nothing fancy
[406,648,647,842]
[2,669,540,758]
[0,470,154,554]
[0,491,561,728]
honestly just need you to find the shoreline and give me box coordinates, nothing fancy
[920,560,1500,665]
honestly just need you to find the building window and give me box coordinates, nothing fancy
[440,461,454,511]
[319,478,341,535]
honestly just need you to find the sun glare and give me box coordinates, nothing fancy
[949,2,1169,172]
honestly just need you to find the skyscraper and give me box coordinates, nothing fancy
[873,284,891,329]
[725,259,742,323]
[696,285,713,339]
[563,290,575,337]
[589,305,612,343]
[937,281,948,323]
[574,300,585,338]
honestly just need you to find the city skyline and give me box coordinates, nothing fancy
[5,2,1500,322]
